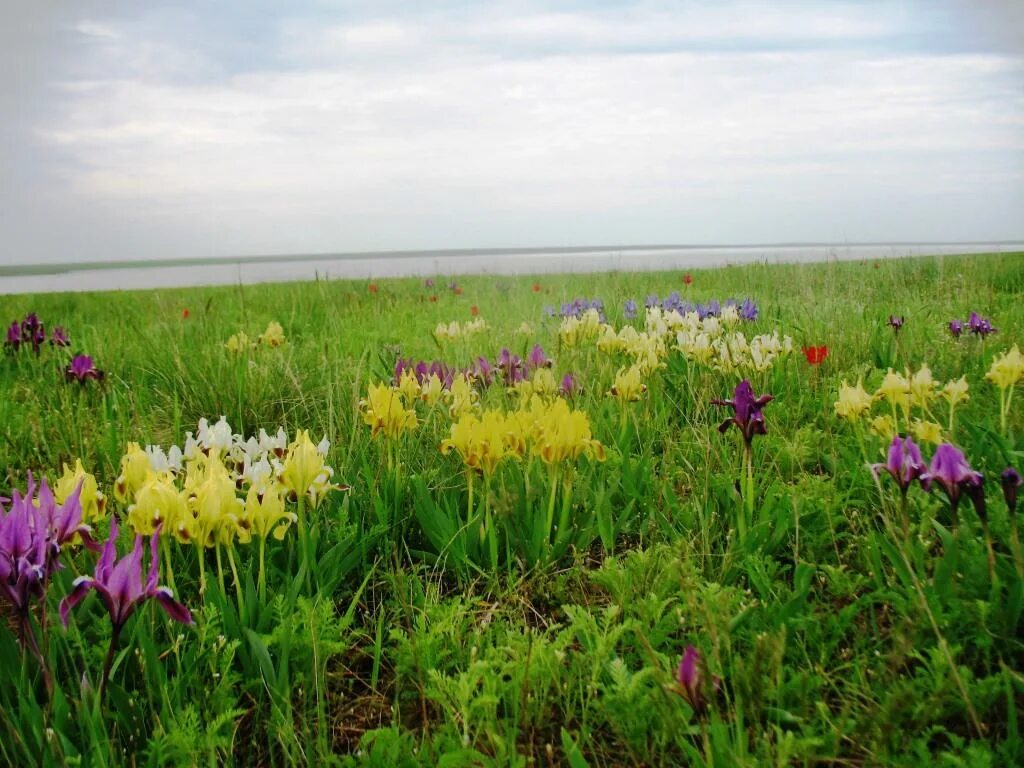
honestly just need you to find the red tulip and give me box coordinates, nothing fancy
[532,283,541,292]
[454,287,463,296]
[182,308,190,319]
[470,305,479,316]
[683,273,693,285]
[368,283,378,294]
[801,345,828,365]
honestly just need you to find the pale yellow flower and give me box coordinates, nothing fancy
[609,365,647,404]
[258,321,286,347]
[986,345,1024,390]
[362,383,419,439]
[911,419,944,445]
[834,378,873,420]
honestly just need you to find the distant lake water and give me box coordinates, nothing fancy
[2,243,1022,295]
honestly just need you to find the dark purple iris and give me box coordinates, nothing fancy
[5,321,20,350]
[473,356,496,386]
[711,379,774,447]
[922,443,984,518]
[496,348,525,385]
[967,311,997,337]
[1002,467,1021,516]
[50,326,70,347]
[560,372,578,397]
[65,354,104,384]
[872,436,926,495]
[887,315,905,333]
[948,319,964,338]
[526,344,552,370]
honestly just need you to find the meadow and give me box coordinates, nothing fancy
[1,253,1022,767]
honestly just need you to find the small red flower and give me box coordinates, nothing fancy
[182,308,190,319]
[470,305,479,316]
[801,345,828,365]
[429,295,438,303]
[683,273,693,285]
[368,283,378,294]
[454,287,463,296]
[873,262,880,269]
[532,283,541,292]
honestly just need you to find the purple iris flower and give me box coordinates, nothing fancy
[526,344,552,370]
[1001,467,1021,516]
[60,519,193,633]
[624,299,637,320]
[677,645,705,711]
[921,443,984,517]
[872,436,926,495]
[5,321,20,350]
[711,379,774,447]
[0,478,93,615]
[560,373,578,398]
[543,305,555,318]
[50,326,70,347]
[474,356,496,386]
[967,311,997,337]
[496,348,524,385]
[662,292,683,313]
[948,319,964,339]
[705,300,721,317]
[887,315,905,333]
[394,358,414,384]
[739,298,759,321]
[644,294,659,309]
[65,354,104,384]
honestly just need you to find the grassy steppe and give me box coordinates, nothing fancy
[1,253,1022,766]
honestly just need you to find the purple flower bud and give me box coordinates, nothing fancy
[5,321,20,350]
[887,315,905,333]
[1002,467,1021,516]
[968,311,997,337]
[526,344,552,370]
[948,319,964,339]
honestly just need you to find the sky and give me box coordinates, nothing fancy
[1,1,1022,266]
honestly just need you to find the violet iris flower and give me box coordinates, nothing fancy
[0,478,93,615]
[473,356,496,386]
[711,379,774,447]
[5,321,20,350]
[872,436,926,495]
[921,443,984,517]
[624,299,637,320]
[887,315,905,333]
[739,298,759,321]
[496,348,525,385]
[65,354,104,384]
[948,319,964,339]
[677,645,705,711]
[560,373,578,398]
[526,344,552,370]
[1002,467,1021,515]
[50,326,70,347]
[644,294,659,309]
[967,311,997,337]
[60,519,193,633]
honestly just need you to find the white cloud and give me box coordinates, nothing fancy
[11,2,1024,262]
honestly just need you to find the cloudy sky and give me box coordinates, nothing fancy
[2,1,1022,265]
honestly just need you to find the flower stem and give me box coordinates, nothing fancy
[97,626,122,705]
[258,535,267,603]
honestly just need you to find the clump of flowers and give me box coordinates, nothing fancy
[433,317,487,345]
[985,345,1024,433]
[559,309,604,346]
[225,321,287,352]
[4,313,70,354]
[362,382,419,440]
[840,364,961,444]
[557,298,605,321]
[1,478,94,695]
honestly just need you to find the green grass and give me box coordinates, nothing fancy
[1,252,1023,767]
